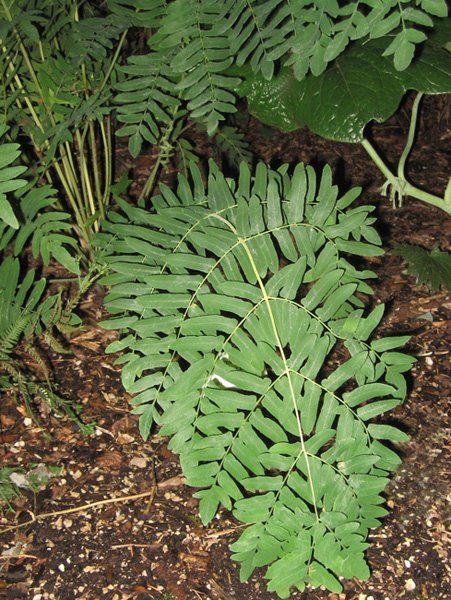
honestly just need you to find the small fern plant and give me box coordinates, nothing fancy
[95,160,414,596]
[0,257,103,435]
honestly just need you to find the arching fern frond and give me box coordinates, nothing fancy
[157,0,241,135]
[219,0,284,80]
[97,160,413,596]
[0,313,32,360]
[67,15,126,73]
[219,0,448,80]
[114,52,182,158]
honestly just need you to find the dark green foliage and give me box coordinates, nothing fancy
[213,125,253,168]
[232,18,451,143]
[0,465,21,510]
[390,243,451,291]
[108,0,450,139]
[95,161,414,596]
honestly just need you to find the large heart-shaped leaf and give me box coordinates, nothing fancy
[237,19,451,143]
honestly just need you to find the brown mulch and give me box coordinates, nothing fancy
[1,94,451,600]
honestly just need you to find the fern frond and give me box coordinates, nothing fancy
[220,1,445,81]
[214,125,253,167]
[175,137,199,177]
[98,160,413,595]
[219,0,283,79]
[67,15,126,72]
[0,314,33,359]
[115,52,182,158]
[0,360,20,380]
[109,0,168,29]
[155,0,241,135]
[24,343,50,381]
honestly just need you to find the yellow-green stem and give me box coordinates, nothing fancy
[75,128,97,232]
[100,117,112,214]
[361,137,451,214]
[88,120,102,206]
[211,213,319,519]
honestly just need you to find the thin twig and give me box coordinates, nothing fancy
[110,544,157,550]
[0,489,155,535]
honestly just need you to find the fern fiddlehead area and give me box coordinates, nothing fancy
[95,161,414,595]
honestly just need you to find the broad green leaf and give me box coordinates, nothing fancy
[233,493,275,523]
[348,473,390,497]
[341,552,371,581]
[316,283,357,321]
[265,551,310,597]
[0,197,19,228]
[355,303,385,341]
[250,410,288,443]
[343,383,396,408]
[241,475,284,492]
[338,454,380,475]
[336,239,384,257]
[197,487,222,524]
[180,314,237,335]
[302,269,344,311]
[322,352,368,391]
[370,335,410,352]
[390,243,451,292]
[266,257,307,300]
[299,380,322,435]
[237,21,451,143]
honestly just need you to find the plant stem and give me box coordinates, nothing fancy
[137,106,182,206]
[211,213,319,519]
[75,128,97,230]
[361,137,451,215]
[1,26,90,241]
[397,92,423,182]
[98,28,129,97]
[100,116,112,214]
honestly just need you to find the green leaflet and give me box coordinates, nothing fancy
[99,160,412,597]
[0,126,27,229]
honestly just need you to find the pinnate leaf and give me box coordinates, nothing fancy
[98,160,412,597]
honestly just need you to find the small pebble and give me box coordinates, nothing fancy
[405,578,416,591]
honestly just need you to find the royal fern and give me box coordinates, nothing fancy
[96,161,414,596]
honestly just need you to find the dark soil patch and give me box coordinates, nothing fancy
[1,94,451,600]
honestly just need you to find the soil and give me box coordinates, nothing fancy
[1,93,451,600]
